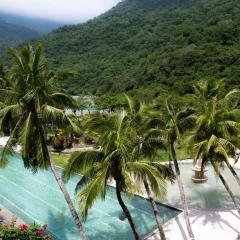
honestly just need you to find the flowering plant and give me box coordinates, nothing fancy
[0,223,53,239]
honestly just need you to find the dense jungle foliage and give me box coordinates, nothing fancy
[1,0,240,98]
[28,0,240,96]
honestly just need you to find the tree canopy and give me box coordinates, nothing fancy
[14,0,239,96]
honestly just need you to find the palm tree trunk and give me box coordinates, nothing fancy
[143,180,166,240]
[115,185,141,240]
[48,154,89,240]
[170,142,195,240]
[35,116,89,240]
[224,159,240,186]
[211,160,240,216]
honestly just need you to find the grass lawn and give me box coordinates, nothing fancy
[51,153,70,168]
[153,148,190,163]
[51,152,84,175]
[51,147,190,170]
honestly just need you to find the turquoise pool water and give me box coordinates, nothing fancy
[0,154,181,240]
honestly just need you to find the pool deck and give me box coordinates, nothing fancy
[147,209,240,240]
[147,158,240,240]
[0,204,25,226]
[108,175,240,240]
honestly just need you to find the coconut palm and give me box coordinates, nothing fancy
[191,80,240,187]
[165,99,196,240]
[63,111,141,239]
[63,110,169,240]
[188,96,240,216]
[128,157,174,240]
[118,94,175,240]
[193,79,224,103]
[133,133,175,240]
[0,44,88,240]
[150,97,196,240]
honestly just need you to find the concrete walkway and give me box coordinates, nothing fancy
[147,209,240,240]
[0,204,25,226]
[147,159,240,240]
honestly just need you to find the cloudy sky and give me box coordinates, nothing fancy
[0,0,122,23]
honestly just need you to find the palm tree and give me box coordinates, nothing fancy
[63,110,169,240]
[64,111,141,239]
[118,94,175,240]
[188,96,240,216]
[192,80,240,187]
[150,97,196,240]
[129,158,174,240]
[165,99,196,240]
[0,44,88,239]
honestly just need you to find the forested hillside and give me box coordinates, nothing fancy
[11,0,240,95]
[0,20,40,53]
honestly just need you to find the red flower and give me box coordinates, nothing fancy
[19,224,28,230]
[35,229,45,235]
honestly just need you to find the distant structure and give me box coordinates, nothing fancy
[65,95,96,118]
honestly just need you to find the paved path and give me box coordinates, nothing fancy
[0,204,25,226]
[146,159,240,240]
[148,209,240,240]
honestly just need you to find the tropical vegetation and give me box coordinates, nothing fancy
[0,44,88,239]
[0,223,53,240]
[0,40,240,240]
[63,108,171,239]
[187,80,240,216]
[62,80,240,240]
[12,0,238,97]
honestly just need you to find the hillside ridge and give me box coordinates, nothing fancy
[0,19,40,53]
[4,0,240,97]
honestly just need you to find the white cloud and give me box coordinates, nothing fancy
[0,0,121,22]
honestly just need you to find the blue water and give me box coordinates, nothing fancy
[0,154,180,240]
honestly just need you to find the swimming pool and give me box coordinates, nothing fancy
[0,154,181,240]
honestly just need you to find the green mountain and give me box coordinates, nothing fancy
[20,0,240,95]
[0,19,40,53]
[0,12,64,34]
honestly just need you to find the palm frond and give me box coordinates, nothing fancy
[7,48,25,74]
[0,104,21,131]
[49,92,75,108]
[0,117,24,167]
[77,165,108,220]
[127,161,166,198]
[62,150,104,181]
[19,112,33,158]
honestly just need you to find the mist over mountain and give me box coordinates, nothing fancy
[0,19,40,53]
[0,12,65,34]
[0,12,66,56]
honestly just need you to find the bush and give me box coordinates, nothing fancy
[0,223,53,240]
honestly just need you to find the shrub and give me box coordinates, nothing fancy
[0,223,53,240]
